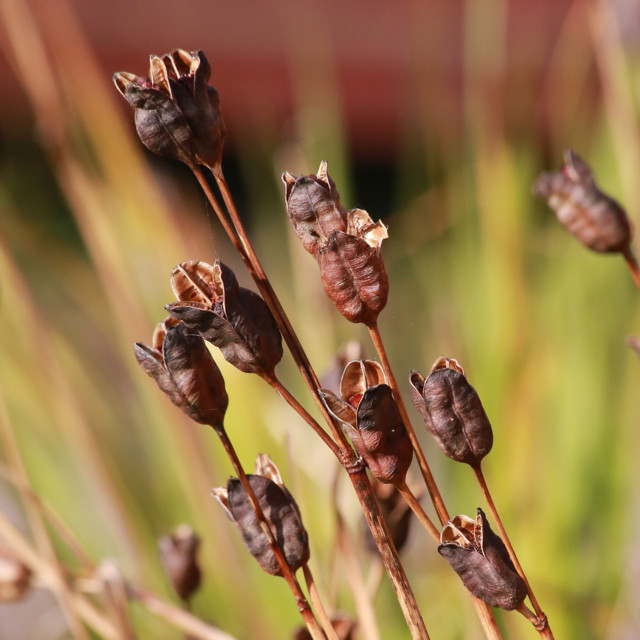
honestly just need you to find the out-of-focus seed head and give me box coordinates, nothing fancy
[114,49,225,170]
[158,524,202,602]
[410,357,492,467]
[533,149,632,253]
[212,474,309,577]
[282,161,347,258]
[166,260,283,378]
[321,360,412,487]
[0,547,32,602]
[293,615,357,640]
[134,320,228,428]
[438,509,527,610]
[363,479,414,554]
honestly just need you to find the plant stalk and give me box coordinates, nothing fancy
[303,564,340,640]
[623,247,640,292]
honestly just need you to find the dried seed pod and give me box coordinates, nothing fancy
[410,357,492,467]
[114,49,225,170]
[438,509,527,610]
[212,467,309,577]
[321,360,412,487]
[0,547,32,602]
[134,319,228,428]
[533,149,632,253]
[282,161,347,258]
[294,615,357,640]
[319,341,367,396]
[166,260,283,378]
[158,525,202,602]
[363,479,413,554]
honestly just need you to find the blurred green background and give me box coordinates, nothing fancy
[1,0,640,638]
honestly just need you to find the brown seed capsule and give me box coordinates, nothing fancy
[134,319,228,428]
[166,260,283,378]
[410,357,492,467]
[533,149,632,253]
[0,546,32,602]
[321,360,412,487]
[114,49,225,170]
[212,458,309,577]
[158,525,202,602]
[282,161,347,258]
[318,208,389,326]
[438,509,527,610]
[363,479,413,554]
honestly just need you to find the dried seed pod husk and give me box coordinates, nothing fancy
[340,359,386,405]
[158,525,202,602]
[134,320,228,428]
[438,509,527,610]
[319,231,389,327]
[410,359,492,467]
[319,341,367,395]
[0,547,32,602]
[282,161,347,258]
[223,475,309,577]
[533,149,632,253]
[167,260,283,377]
[114,49,225,170]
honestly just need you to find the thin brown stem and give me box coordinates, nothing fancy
[367,323,449,524]
[214,427,325,639]
[303,564,340,640]
[396,483,439,542]
[474,465,554,639]
[623,247,640,292]
[265,375,341,458]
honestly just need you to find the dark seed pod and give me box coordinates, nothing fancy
[322,360,412,487]
[212,463,309,577]
[533,149,632,253]
[158,525,202,602]
[410,357,492,467]
[282,162,347,258]
[166,260,283,378]
[134,320,228,428]
[0,547,32,602]
[114,49,225,170]
[438,509,527,611]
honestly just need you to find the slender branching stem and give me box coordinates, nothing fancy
[367,323,449,524]
[623,247,640,292]
[473,465,554,639]
[303,564,340,640]
[195,167,431,639]
[396,482,439,542]
[214,426,325,639]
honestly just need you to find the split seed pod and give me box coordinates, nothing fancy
[410,357,492,468]
[134,318,228,428]
[438,509,527,610]
[158,525,202,602]
[283,163,389,326]
[166,260,283,378]
[212,456,309,577]
[321,360,413,487]
[533,149,632,253]
[114,49,225,170]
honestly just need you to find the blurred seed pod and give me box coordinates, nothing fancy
[114,49,225,170]
[410,357,492,468]
[438,509,527,611]
[134,319,228,428]
[167,260,283,378]
[533,149,632,253]
[293,614,357,640]
[212,457,309,577]
[158,525,202,602]
[0,546,32,602]
[363,479,413,554]
[321,360,412,487]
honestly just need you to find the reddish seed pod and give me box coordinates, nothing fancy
[439,509,527,611]
[166,260,283,378]
[114,49,225,170]
[533,149,632,253]
[410,357,492,468]
[158,525,202,602]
